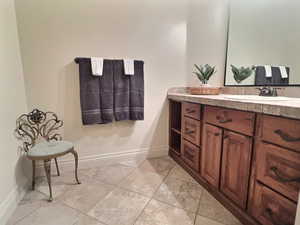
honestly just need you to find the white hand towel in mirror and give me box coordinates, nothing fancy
[279,66,288,79]
[264,65,272,78]
[91,57,104,76]
[124,59,135,75]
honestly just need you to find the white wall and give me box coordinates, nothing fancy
[15,0,188,164]
[0,0,29,223]
[187,0,229,86]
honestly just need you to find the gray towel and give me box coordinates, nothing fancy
[130,60,144,120]
[113,60,144,121]
[77,58,114,125]
[114,60,130,121]
[255,66,289,85]
[100,59,114,123]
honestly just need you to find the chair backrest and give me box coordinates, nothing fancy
[15,109,63,152]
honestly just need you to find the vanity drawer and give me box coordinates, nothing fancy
[204,106,255,136]
[182,117,201,146]
[256,142,300,202]
[260,115,300,152]
[181,140,200,171]
[251,183,296,225]
[182,102,201,120]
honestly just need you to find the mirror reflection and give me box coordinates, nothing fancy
[225,0,300,86]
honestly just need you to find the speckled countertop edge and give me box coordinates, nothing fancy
[167,88,300,120]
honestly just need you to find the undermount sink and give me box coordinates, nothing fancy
[223,95,291,101]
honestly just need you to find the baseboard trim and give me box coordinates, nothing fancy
[0,180,29,225]
[35,145,169,174]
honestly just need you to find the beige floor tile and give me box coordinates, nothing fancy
[36,167,97,186]
[167,166,198,184]
[93,164,135,185]
[19,190,48,205]
[6,203,41,225]
[119,158,145,168]
[195,215,224,225]
[198,190,242,225]
[153,176,203,213]
[119,169,167,197]
[137,157,176,174]
[134,199,195,225]
[6,191,48,225]
[60,181,114,213]
[35,183,71,200]
[15,203,79,225]
[88,188,150,225]
[73,214,105,225]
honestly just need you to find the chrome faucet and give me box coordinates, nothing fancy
[257,87,281,97]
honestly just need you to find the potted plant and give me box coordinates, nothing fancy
[231,65,255,84]
[190,64,220,95]
[193,64,216,85]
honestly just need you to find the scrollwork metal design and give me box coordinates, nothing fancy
[15,109,63,152]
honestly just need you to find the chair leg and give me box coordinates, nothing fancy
[70,149,81,184]
[32,160,36,190]
[43,160,53,202]
[54,158,60,176]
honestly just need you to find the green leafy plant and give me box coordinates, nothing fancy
[193,64,216,84]
[231,65,255,84]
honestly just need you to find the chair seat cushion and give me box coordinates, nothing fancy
[28,141,74,158]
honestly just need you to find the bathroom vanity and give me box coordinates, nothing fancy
[168,88,300,225]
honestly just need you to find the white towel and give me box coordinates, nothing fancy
[123,59,135,75]
[91,57,104,76]
[279,66,288,79]
[264,65,272,78]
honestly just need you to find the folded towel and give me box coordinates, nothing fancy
[113,60,144,121]
[77,58,114,125]
[77,58,103,125]
[91,57,104,76]
[100,59,114,123]
[264,65,272,78]
[114,60,130,121]
[279,66,288,79]
[130,60,144,120]
[255,66,289,85]
[123,59,135,75]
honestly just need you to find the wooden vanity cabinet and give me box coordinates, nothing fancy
[169,101,299,225]
[202,106,254,209]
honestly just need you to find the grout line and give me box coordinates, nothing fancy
[193,187,204,225]
[131,195,152,225]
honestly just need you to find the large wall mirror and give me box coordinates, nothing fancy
[225,0,300,86]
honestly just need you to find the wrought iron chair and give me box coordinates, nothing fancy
[15,109,80,201]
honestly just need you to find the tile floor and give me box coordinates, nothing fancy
[6,157,243,225]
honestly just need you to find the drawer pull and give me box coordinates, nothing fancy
[185,129,195,135]
[186,109,196,114]
[216,117,233,124]
[271,167,300,183]
[265,208,292,225]
[274,129,300,142]
[216,111,232,124]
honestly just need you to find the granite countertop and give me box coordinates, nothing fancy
[167,87,300,120]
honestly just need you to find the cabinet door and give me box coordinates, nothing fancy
[201,124,223,188]
[220,131,252,209]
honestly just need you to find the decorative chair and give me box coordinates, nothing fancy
[15,109,80,201]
